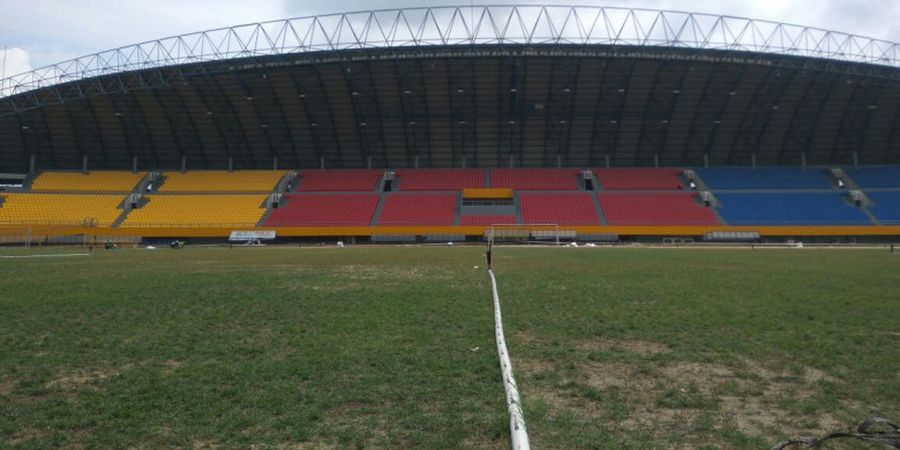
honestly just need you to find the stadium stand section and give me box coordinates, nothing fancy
[491,169,581,190]
[298,170,382,192]
[459,215,517,226]
[715,193,871,225]
[845,167,900,188]
[378,194,456,225]
[121,195,267,227]
[160,171,285,193]
[395,169,484,191]
[265,194,379,226]
[866,192,900,224]
[30,171,145,192]
[696,167,833,190]
[599,193,719,225]
[519,193,600,225]
[0,193,123,226]
[594,168,684,190]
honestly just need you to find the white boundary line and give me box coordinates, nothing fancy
[488,269,530,450]
[0,253,91,258]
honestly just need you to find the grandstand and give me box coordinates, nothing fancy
[0,5,898,242]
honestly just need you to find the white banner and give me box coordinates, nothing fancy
[229,231,276,241]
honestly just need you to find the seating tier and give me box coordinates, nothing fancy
[121,195,266,227]
[264,194,379,226]
[378,194,456,225]
[31,171,144,192]
[298,170,382,192]
[696,167,832,190]
[395,169,484,190]
[845,167,900,188]
[715,193,871,225]
[519,193,600,225]
[599,193,719,225]
[867,192,900,224]
[491,168,581,190]
[0,194,123,226]
[160,171,284,192]
[594,168,683,190]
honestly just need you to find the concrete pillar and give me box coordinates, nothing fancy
[751,154,757,169]
[508,155,514,168]
[801,152,807,170]
[414,155,419,169]
[367,155,372,170]
[704,154,709,168]
[181,155,187,173]
[272,155,278,170]
[29,154,36,174]
[604,154,610,168]
[320,156,325,170]
[132,156,138,173]
[654,153,659,168]
[853,151,859,169]
[228,156,234,172]
[82,154,88,173]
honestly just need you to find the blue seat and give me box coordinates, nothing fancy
[697,167,832,190]
[845,167,900,189]
[716,193,871,225]
[867,192,900,224]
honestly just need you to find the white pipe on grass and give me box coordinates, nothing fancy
[488,269,530,450]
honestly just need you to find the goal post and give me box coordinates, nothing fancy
[487,223,564,246]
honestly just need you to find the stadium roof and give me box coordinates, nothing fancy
[1,5,899,172]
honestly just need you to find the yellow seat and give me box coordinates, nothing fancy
[159,171,285,193]
[0,194,124,226]
[121,195,267,228]
[31,171,145,192]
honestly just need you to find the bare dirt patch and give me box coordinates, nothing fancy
[519,354,853,440]
[45,365,130,390]
[7,427,50,446]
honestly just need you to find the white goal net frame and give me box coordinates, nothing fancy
[487,223,565,246]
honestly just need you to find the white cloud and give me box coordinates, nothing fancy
[1,47,32,78]
[1,0,898,73]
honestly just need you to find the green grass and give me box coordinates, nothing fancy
[1,246,898,449]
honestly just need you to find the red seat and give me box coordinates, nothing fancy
[395,169,484,190]
[378,194,456,225]
[264,194,379,226]
[599,193,719,225]
[491,168,580,190]
[519,193,600,224]
[298,170,382,191]
[594,168,683,190]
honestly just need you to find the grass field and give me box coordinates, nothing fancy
[1,246,897,449]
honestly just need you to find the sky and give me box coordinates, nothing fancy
[2,0,899,79]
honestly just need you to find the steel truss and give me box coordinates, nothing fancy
[3,4,898,101]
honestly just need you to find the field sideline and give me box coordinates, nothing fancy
[1,246,897,448]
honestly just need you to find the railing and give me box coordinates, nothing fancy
[2,5,899,97]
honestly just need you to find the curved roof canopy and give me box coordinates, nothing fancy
[2,5,900,97]
[0,6,899,172]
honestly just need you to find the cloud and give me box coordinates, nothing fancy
[0,0,897,73]
[1,48,32,78]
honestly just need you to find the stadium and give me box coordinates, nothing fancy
[1,5,898,449]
